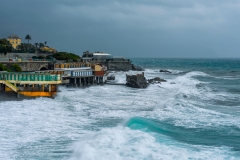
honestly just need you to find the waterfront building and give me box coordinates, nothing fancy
[82,51,113,62]
[40,46,58,53]
[53,62,107,86]
[82,51,93,63]
[92,64,106,76]
[54,62,91,69]
[0,71,61,97]
[7,34,21,49]
[92,52,113,60]
[82,51,133,71]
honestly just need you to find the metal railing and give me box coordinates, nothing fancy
[0,72,61,81]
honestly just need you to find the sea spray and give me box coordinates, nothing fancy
[0,58,240,159]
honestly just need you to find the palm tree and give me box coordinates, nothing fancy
[25,34,31,44]
[34,42,38,48]
[34,42,39,53]
[16,43,25,52]
[44,41,47,46]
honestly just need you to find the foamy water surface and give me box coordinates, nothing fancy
[0,58,240,159]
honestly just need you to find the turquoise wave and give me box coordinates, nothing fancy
[126,117,240,152]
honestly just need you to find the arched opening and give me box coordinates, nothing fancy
[40,67,48,71]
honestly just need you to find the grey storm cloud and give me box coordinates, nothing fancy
[1,0,240,58]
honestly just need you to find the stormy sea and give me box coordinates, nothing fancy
[0,58,240,160]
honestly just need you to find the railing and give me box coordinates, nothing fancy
[71,71,93,77]
[0,72,61,81]
[0,58,10,61]
[54,62,91,69]
[32,59,57,62]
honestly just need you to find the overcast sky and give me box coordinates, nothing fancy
[0,0,240,58]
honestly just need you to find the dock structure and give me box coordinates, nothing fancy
[57,67,96,87]
[0,71,61,97]
[52,62,107,86]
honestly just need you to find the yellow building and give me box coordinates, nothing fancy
[7,34,21,49]
[41,46,57,53]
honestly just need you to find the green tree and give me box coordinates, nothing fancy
[39,43,44,48]
[44,41,47,46]
[0,45,7,54]
[25,35,31,52]
[34,42,39,53]
[0,63,11,72]
[25,34,31,43]
[11,64,22,72]
[16,43,36,53]
[52,52,81,62]
[34,42,38,48]
[0,38,13,53]
[16,43,25,52]
[0,38,8,45]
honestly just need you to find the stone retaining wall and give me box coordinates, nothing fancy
[0,53,54,60]
[92,59,133,71]
[107,61,132,71]
[0,61,50,71]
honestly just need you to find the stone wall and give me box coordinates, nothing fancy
[0,53,54,61]
[0,62,50,71]
[92,59,133,71]
[107,61,132,71]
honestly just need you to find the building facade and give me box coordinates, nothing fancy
[7,34,21,49]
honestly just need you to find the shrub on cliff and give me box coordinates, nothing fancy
[11,64,22,72]
[0,63,11,72]
[0,38,12,53]
[16,43,36,53]
[52,52,81,62]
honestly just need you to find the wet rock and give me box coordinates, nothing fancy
[160,69,171,73]
[132,65,145,71]
[126,72,148,88]
[148,77,167,84]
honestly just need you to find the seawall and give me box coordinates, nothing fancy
[0,53,53,61]
[92,59,133,71]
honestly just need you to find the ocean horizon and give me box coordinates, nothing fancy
[1,58,240,159]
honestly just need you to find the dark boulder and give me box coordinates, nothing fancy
[126,79,148,88]
[148,77,167,84]
[160,69,171,73]
[132,65,145,71]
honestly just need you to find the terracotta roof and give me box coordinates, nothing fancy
[7,34,21,39]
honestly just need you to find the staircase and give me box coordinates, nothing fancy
[0,80,19,92]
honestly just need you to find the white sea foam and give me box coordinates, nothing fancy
[167,69,185,74]
[147,71,240,129]
[217,76,240,80]
[0,69,239,159]
[69,126,237,160]
[0,97,93,159]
